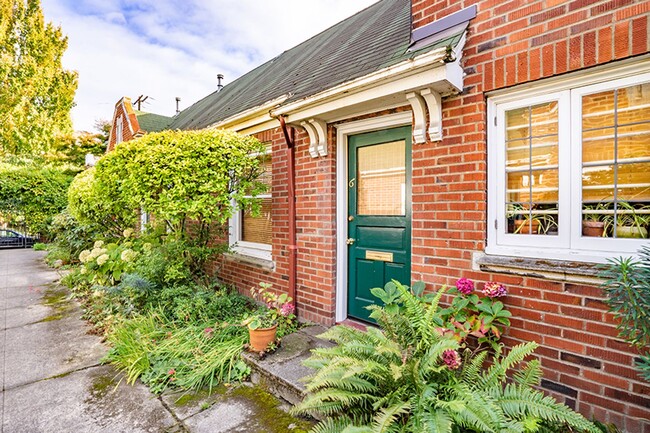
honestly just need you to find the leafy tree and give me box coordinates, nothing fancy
[0,162,72,235]
[46,123,109,167]
[0,0,78,156]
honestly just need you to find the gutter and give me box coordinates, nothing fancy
[276,116,298,315]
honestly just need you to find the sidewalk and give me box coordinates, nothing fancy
[0,249,311,433]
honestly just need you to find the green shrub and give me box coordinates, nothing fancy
[47,209,99,261]
[0,163,73,236]
[150,284,253,324]
[601,244,650,382]
[293,280,599,433]
[374,279,511,349]
[67,167,133,237]
[33,243,47,251]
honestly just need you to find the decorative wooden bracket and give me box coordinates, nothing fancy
[406,88,443,144]
[421,88,442,142]
[301,118,328,157]
[406,92,427,144]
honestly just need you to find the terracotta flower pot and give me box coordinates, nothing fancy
[582,220,605,237]
[514,219,539,234]
[248,324,277,352]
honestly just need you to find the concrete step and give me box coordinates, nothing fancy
[241,325,334,407]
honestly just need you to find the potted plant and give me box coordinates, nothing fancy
[509,204,541,234]
[242,282,295,353]
[582,203,608,237]
[538,212,559,235]
[615,202,650,239]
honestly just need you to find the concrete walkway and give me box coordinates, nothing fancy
[1,249,311,433]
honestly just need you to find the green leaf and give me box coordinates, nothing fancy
[412,281,426,297]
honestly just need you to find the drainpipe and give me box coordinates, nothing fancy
[277,116,298,315]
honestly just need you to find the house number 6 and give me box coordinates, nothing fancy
[348,178,355,188]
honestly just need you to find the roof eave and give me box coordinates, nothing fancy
[207,95,289,131]
[212,43,464,134]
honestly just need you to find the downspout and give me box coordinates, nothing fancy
[277,116,298,315]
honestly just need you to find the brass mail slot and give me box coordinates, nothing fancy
[365,250,393,262]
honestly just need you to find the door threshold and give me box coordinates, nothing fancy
[336,318,373,331]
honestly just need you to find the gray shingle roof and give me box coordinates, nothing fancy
[170,0,462,131]
[135,111,174,132]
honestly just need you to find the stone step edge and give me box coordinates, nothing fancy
[242,351,307,406]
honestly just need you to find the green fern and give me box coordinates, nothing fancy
[294,281,599,433]
[371,402,410,433]
[512,359,542,387]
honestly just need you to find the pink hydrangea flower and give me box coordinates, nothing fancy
[455,277,474,295]
[442,349,461,370]
[280,302,295,317]
[483,281,507,298]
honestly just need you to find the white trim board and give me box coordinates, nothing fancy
[335,112,413,322]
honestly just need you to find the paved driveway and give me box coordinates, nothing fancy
[0,249,310,433]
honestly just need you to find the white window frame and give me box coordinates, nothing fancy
[487,60,650,263]
[115,115,123,144]
[140,207,150,233]
[228,147,272,262]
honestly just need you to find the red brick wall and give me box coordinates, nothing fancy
[216,127,339,325]
[410,0,650,430]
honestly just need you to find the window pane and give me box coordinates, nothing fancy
[507,137,558,169]
[505,101,559,235]
[357,140,406,216]
[242,198,272,244]
[582,90,615,130]
[617,162,650,202]
[582,82,650,239]
[617,83,650,125]
[259,154,272,188]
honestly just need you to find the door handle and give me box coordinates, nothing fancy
[346,238,355,245]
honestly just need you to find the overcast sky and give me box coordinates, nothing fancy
[40,0,378,132]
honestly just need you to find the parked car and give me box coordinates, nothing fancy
[0,230,37,248]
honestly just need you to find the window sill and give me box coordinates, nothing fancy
[473,252,604,285]
[224,252,275,271]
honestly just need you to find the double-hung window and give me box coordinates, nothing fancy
[487,63,650,262]
[229,145,272,261]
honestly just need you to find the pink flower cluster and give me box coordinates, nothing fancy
[483,281,507,298]
[455,277,474,295]
[280,302,295,317]
[442,349,461,370]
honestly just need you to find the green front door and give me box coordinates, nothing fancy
[347,126,412,322]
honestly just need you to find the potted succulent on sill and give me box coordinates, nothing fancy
[615,201,650,239]
[242,282,295,353]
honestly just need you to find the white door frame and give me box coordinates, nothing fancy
[335,111,413,322]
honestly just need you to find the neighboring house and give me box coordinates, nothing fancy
[107,96,173,229]
[107,96,173,151]
[109,0,650,429]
